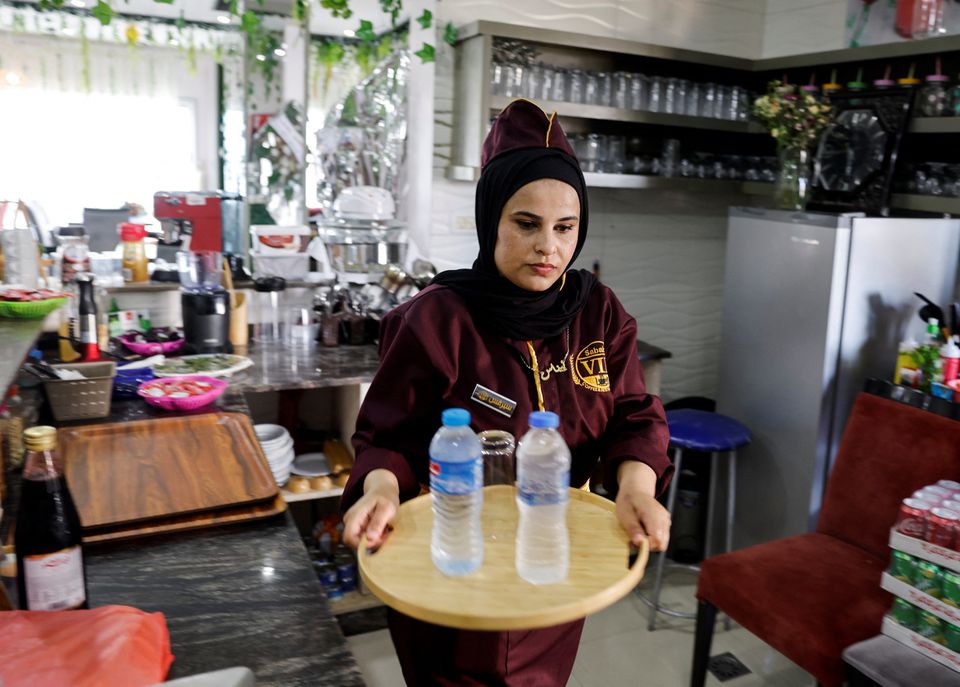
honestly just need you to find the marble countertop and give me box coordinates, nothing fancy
[4,392,365,686]
[229,342,380,393]
[86,517,365,686]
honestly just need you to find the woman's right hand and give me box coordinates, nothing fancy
[342,469,401,550]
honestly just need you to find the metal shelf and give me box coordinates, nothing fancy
[583,173,772,193]
[489,96,765,134]
[890,194,960,214]
[908,118,960,134]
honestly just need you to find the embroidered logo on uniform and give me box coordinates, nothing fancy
[571,340,611,392]
[470,384,517,417]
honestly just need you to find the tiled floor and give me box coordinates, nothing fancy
[347,568,816,686]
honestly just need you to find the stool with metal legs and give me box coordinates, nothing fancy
[638,409,751,631]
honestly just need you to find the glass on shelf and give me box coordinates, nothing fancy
[678,158,696,178]
[606,135,626,174]
[726,86,743,121]
[629,73,648,111]
[597,72,613,107]
[551,68,568,102]
[568,68,585,104]
[523,63,543,100]
[539,65,556,102]
[699,83,717,118]
[715,85,730,121]
[669,79,689,116]
[685,82,701,117]
[502,63,524,98]
[490,62,505,96]
[662,78,678,115]
[612,72,629,109]
[736,87,751,122]
[647,76,663,113]
[583,71,600,106]
[919,74,950,117]
[581,133,605,173]
[661,138,680,178]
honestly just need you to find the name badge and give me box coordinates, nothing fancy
[470,384,517,418]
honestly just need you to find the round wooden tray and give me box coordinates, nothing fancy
[358,485,648,631]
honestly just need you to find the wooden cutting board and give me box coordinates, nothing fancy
[81,493,287,544]
[60,413,278,529]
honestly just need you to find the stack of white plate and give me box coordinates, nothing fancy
[254,424,295,486]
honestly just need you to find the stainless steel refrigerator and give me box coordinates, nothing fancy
[718,207,959,550]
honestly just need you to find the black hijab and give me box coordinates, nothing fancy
[431,147,597,341]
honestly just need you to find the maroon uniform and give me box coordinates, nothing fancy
[341,281,671,686]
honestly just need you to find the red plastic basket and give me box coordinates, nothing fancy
[137,375,228,411]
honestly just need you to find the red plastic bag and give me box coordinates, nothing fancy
[0,604,173,687]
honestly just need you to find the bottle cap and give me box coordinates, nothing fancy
[529,410,559,429]
[822,82,842,92]
[441,408,471,427]
[800,84,820,95]
[897,77,922,87]
[119,223,146,242]
[846,80,867,90]
[24,425,57,451]
[873,79,895,88]
[926,74,950,82]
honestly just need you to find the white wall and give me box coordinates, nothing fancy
[441,0,768,59]
[761,0,846,58]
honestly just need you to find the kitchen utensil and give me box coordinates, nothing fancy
[358,485,649,630]
[254,277,286,343]
[59,413,277,529]
[118,333,185,356]
[177,251,223,291]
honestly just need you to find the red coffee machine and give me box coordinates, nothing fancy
[153,192,230,253]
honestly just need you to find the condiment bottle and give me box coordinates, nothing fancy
[920,73,950,117]
[76,274,101,362]
[57,226,91,284]
[941,336,960,383]
[119,223,149,283]
[15,426,88,611]
[894,339,918,386]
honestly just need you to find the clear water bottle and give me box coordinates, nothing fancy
[429,408,483,576]
[516,411,571,585]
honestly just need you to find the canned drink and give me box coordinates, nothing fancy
[924,486,953,499]
[942,570,960,607]
[927,508,960,549]
[890,550,918,583]
[914,561,944,598]
[896,499,932,539]
[339,576,358,593]
[892,597,917,629]
[946,623,960,652]
[912,490,943,504]
[936,480,960,492]
[918,610,946,644]
[942,500,960,512]
[325,586,343,601]
[315,563,339,588]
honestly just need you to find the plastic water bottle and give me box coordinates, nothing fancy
[429,408,483,576]
[516,411,571,585]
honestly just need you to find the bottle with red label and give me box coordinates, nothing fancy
[15,426,88,610]
[75,274,101,362]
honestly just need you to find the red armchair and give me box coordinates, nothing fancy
[691,392,960,687]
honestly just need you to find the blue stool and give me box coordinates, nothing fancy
[640,409,751,631]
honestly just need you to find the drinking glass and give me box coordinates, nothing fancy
[490,62,505,96]
[629,73,648,110]
[285,307,319,349]
[479,430,515,486]
[699,83,717,118]
[598,71,613,107]
[661,138,680,177]
[685,82,701,117]
[735,87,751,121]
[662,78,678,114]
[539,65,556,102]
[647,76,663,112]
[726,86,742,121]
[567,69,585,104]
[551,68,568,102]
[612,72,630,109]
[503,63,523,98]
[584,71,600,105]
[606,135,626,174]
[523,63,542,99]
[715,85,730,120]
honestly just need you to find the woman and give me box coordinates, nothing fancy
[341,99,673,686]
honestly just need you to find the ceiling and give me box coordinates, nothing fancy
[16,0,403,36]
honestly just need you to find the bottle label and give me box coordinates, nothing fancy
[429,456,481,496]
[79,314,98,344]
[518,470,570,506]
[23,546,86,610]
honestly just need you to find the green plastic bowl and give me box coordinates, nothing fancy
[0,297,68,320]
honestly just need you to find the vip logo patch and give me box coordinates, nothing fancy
[572,340,610,392]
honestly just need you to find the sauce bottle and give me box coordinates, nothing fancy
[119,223,149,283]
[76,274,101,362]
[15,426,88,611]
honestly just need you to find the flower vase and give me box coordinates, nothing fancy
[775,147,812,211]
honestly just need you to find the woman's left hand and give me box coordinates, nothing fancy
[615,461,671,552]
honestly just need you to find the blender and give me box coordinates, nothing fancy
[178,250,232,354]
